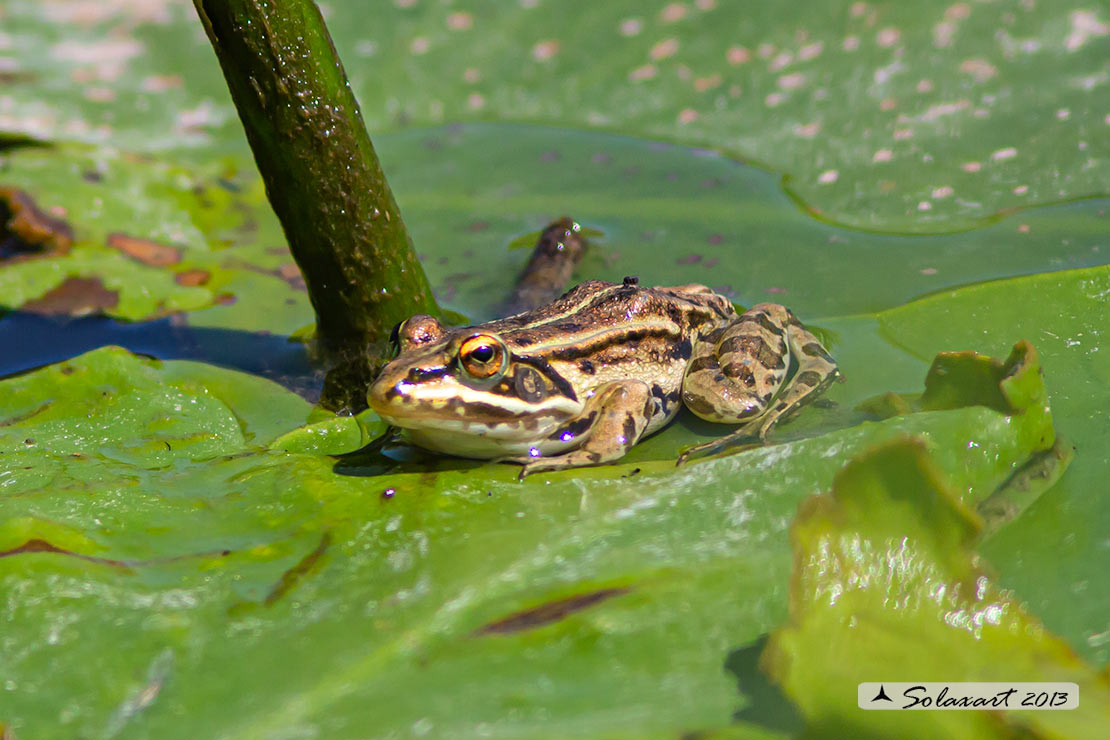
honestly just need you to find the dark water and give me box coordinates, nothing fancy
[0,311,322,400]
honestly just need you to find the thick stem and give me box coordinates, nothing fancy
[193,0,438,370]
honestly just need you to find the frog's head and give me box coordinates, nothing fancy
[367,315,577,455]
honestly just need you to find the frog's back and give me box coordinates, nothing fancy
[487,280,734,345]
[486,280,735,425]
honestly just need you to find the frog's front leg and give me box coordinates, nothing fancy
[678,303,839,464]
[502,380,653,479]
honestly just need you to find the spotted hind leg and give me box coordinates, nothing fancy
[681,303,794,424]
[678,304,839,464]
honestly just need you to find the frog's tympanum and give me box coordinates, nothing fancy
[367,278,839,477]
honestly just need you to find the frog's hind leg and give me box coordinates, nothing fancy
[678,304,839,464]
[681,303,793,424]
[501,380,653,479]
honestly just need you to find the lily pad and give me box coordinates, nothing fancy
[873,264,1110,665]
[3,1,1107,229]
[0,345,313,467]
[1,1,1107,736]
[0,143,311,330]
[0,317,1064,737]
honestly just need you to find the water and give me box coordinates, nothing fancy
[0,311,322,400]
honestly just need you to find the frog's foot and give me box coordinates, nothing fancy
[498,380,653,480]
[675,421,766,466]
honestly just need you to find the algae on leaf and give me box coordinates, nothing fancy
[0,143,312,331]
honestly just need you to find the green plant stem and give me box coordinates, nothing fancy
[193,0,437,369]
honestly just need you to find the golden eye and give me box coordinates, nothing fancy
[459,334,505,379]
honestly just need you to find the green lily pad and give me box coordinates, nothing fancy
[0,345,313,467]
[3,1,1106,229]
[0,311,1064,737]
[765,437,1110,739]
[874,264,1110,666]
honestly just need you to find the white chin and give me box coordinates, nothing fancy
[404,427,575,460]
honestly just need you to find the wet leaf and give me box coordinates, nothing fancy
[0,346,313,467]
[0,143,315,328]
[268,408,386,456]
[764,438,1110,739]
[874,264,1110,668]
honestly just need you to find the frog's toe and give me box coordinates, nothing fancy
[517,463,540,481]
[676,440,728,466]
[516,458,562,480]
[675,447,700,467]
[489,454,564,480]
[676,440,716,466]
[753,419,775,440]
[677,428,762,466]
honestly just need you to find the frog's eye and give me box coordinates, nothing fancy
[459,334,506,379]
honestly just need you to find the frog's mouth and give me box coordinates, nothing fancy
[365,374,430,424]
[365,359,453,421]
[367,374,579,441]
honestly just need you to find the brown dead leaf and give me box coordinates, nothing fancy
[174,269,211,286]
[21,277,119,316]
[0,186,74,256]
[106,232,182,267]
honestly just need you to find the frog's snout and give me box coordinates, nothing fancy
[366,372,405,416]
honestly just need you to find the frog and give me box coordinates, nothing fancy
[366,277,839,478]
